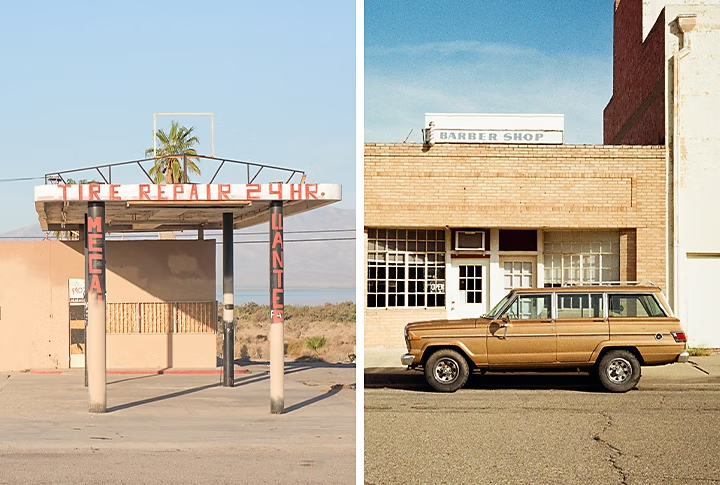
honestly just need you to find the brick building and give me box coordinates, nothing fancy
[364,141,667,366]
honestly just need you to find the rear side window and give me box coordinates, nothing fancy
[557,293,604,318]
[608,293,666,318]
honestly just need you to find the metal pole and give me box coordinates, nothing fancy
[83,215,88,388]
[87,202,106,413]
[222,213,235,387]
[269,201,284,414]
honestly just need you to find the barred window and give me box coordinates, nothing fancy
[367,229,446,308]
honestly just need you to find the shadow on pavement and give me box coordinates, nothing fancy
[365,370,604,393]
[283,385,345,414]
[107,382,222,412]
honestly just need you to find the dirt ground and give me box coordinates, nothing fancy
[216,319,356,364]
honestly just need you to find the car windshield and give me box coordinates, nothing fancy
[484,293,512,319]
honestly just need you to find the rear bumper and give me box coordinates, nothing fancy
[677,351,690,363]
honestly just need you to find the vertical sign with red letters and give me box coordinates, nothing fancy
[269,200,285,414]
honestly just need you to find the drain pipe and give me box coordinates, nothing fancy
[670,14,696,315]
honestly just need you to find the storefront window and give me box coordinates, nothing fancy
[367,229,446,308]
[544,231,620,286]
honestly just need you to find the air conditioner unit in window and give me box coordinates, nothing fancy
[455,231,486,250]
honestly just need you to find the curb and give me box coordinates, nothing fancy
[28,368,250,375]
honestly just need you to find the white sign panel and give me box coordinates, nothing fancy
[427,129,563,145]
[68,278,85,302]
[424,113,564,145]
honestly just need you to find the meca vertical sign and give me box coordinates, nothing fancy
[269,201,285,414]
[87,213,105,300]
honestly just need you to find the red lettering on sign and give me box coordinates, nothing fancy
[273,269,283,287]
[89,275,103,301]
[59,185,70,200]
[157,184,167,200]
[290,184,302,200]
[190,185,198,200]
[218,184,230,200]
[78,185,84,201]
[88,233,102,252]
[305,184,318,200]
[272,248,283,268]
[246,184,261,200]
[173,184,184,200]
[271,213,283,230]
[87,216,102,234]
[109,184,120,200]
[88,253,101,274]
[272,288,283,308]
[271,232,283,251]
[272,309,283,324]
[139,184,151,200]
[89,184,101,200]
[269,183,282,199]
[206,184,211,200]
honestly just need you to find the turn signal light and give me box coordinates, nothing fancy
[671,331,687,343]
[408,335,421,341]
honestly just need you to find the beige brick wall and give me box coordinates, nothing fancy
[364,143,667,362]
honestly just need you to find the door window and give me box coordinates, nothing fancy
[608,294,666,317]
[502,294,551,320]
[459,264,483,304]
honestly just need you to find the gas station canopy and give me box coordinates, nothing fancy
[34,183,342,232]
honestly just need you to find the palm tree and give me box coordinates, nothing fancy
[145,121,201,183]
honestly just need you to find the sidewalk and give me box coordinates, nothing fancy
[0,362,356,484]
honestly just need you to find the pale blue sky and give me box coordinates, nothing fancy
[0,0,355,231]
[365,0,615,144]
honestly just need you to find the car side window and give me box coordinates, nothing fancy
[557,293,604,319]
[608,293,666,317]
[502,294,551,320]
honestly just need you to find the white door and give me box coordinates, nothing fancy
[447,259,489,319]
[687,256,720,347]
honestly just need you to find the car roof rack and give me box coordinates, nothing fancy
[561,281,656,287]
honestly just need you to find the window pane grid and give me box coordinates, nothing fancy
[543,231,620,287]
[367,229,446,308]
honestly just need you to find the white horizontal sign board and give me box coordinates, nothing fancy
[35,183,342,202]
[424,113,564,145]
[428,128,563,145]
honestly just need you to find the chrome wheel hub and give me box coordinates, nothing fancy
[606,357,632,383]
[434,358,459,383]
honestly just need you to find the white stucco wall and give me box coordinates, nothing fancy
[665,3,720,346]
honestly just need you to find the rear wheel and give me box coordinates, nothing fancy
[424,349,470,392]
[596,350,641,393]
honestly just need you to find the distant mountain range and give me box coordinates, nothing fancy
[1,206,357,304]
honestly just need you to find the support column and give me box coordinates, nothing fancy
[83,216,88,388]
[87,202,106,413]
[269,201,284,414]
[222,213,235,387]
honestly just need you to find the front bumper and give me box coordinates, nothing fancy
[677,351,690,363]
[401,353,415,366]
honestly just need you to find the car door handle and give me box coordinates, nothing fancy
[541,319,553,323]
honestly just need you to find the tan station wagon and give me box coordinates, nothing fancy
[401,285,689,392]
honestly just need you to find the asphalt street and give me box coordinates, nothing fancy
[0,363,356,485]
[364,356,720,485]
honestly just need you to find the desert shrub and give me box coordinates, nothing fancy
[305,335,327,355]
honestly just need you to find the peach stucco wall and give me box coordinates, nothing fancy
[0,240,216,371]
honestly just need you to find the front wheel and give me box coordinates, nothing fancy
[596,350,641,393]
[424,349,470,392]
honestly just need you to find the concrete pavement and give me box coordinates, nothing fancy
[0,362,355,484]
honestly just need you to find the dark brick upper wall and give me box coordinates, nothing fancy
[604,0,666,145]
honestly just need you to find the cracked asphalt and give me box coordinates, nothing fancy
[365,361,720,485]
